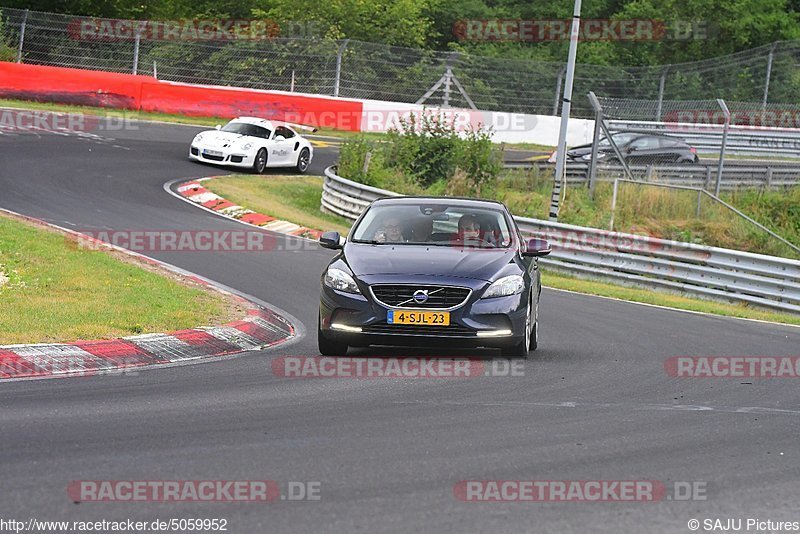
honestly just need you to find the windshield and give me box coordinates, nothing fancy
[598,132,636,147]
[351,203,513,248]
[220,122,271,139]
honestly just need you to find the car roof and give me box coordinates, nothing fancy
[612,130,686,141]
[371,196,508,210]
[228,117,297,130]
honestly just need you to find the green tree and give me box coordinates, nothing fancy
[255,0,435,47]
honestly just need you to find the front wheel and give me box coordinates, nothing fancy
[295,147,311,174]
[501,294,536,358]
[252,148,267,174]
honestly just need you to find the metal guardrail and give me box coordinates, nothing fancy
[607,119,800,158]
[322,166,800,314]
[503,161,800,190]
[321,169,400,220]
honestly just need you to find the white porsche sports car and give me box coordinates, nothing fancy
[189,117,315,173]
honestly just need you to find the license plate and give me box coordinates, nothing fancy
[387,310,450,326]
[203,149,223,156]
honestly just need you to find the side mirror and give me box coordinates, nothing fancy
[319,231,342,250]
[215,124,221,130]
[274,135,286,142]
[522,238,551,257]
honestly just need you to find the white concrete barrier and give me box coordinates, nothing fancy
[358,98,593,146]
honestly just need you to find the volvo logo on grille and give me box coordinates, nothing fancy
[412,290,429,304]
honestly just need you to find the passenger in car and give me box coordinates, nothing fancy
[456,214,481,243]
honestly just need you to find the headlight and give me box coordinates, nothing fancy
[481,275,525,299]
[240,142,253,150]
[193,134,204,143]
[323,268,361,294]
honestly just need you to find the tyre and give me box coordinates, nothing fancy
[295,147,311,174]
[252,148,267,174]
[501,293,535,358]
[318,318,349,356]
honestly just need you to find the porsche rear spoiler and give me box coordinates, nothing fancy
[282,122,318,133]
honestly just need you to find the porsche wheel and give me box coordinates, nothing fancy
[253,148,267,174]
[295,148,310,174]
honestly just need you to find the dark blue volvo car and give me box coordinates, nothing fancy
[317,197,551,357]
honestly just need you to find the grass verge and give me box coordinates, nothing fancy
[203,174,353,235]
[199,175,799,326]
[495,169,800,259]
[0,212,241,344]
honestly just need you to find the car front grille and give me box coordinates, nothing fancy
[362,322,475,337]
[370,285,471,309]
[190,147,199,155]
[202,153,225,162]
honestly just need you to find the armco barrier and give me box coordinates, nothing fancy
[321,171,399,220]
[0,62,363,130]
[503,161,800,190]
[322,166,800,314]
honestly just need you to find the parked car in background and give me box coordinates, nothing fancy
[548,131,699,164]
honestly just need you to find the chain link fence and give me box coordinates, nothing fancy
[3,7,800,117]
[579,94,800,193]
[596,95,800,127]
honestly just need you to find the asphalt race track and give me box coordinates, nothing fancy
[1,117,799,533]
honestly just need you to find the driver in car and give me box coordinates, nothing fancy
[373,217,405,243]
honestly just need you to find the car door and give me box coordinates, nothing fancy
[658,137,688,163]
[625,135,661,164]
[269,126,295,166]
